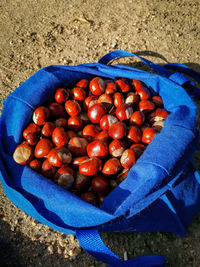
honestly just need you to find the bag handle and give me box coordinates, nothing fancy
[76,229,166,267]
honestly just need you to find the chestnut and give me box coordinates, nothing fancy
[142,127,157,144]
[70,87,86,101]
[23,122,41,145]
[130,143,145,158]
[42,122,55,137]
[98,94,113,110]
[147,108,168,123]
[72,156,89,169]
[33,106,50,125]
[113,92,124,107]
[79,157,102,176]
[68,137,88,156]
[48,102,66,118]
[67,116,83,131]
[95,130,109,143]
[100,114,118,131]
[152,96,163,107]
[52,127,69,147]
[88,103,106,124]
[127,126,141,143]
[139,100,155,113]
[34,138,53,158]
[13,143,33,165]
[41,159,57,178]
[115,79,131,92]
[105,81,117,94]
[74,172,91,192]
[79,112,90,125]
[116,169,129,184]
[109,139,125,158]
[129,111,145,126]
[125,93,140,106]
[65,100,81,116]
[66,130,78,139]
[97,193,107,205]
[115,104,133,121]
[82,124,100,142]
[92,176,110,193]
[80,191,96,205]
[29,158,42,172]
[89,77,105,95]
[120,149,136,169]
[54,118,67,128]
[87,140,108,158]
[55,88,69,103]
[83,95,98,110]
[132,79,151,100]
[102,158,121,175]
[75,79,89,89]
[152,120,165,132]
[54,167,75,189]
[48,147,72,167]
[108,122,127,139]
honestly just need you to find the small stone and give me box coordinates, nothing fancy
[57,245,62,254]
[47,245,54,254]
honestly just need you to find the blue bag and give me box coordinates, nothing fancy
[0,50,200,266]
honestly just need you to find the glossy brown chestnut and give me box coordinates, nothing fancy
[125,93,139,106]
[130,143,146,158]
[13,143,33,165]
[132,79,151,100]
[120,149,136,169]
[48,102,66,118]
[87,140,108,158]
[88,103,106,124]
[139,100,155,113]
[102,158,121,175]
[129,111,145,126]
[98,94,113,110]
[97,193,107,205]
[68,137,88,156]
[115,79,131,92]
[48,147,72,167]
[152,120,165,132]
[55,88,69,103]
[142,127,157,144]
[41,159,57,178]
[33,106,50,125]
[23,122,41,145]
[152,96,163,107]
[105,81,117,94]
[83,95,98,110]
[75,79,89,89]
[115,104,133,121]
[70,87,86,101]
[95,130,109,143]
[67,116,83,131]
[79,112,90,125]
[79,157,102,176]
[100,114,118,131]
[54,167,75,189]
[80,191,96,205]
[140,122,151,133]
[74,172,91,192]
[34,138,53,158]
[108,122,127,139]
[82,124,100,142]
[72,156,89,169]
[65,100,81,117]
[42,122,55,137]
[54,118,67,128]
[109,139,125,158]
[147,108,168,123]
[29,158,42,172]
[113,92,124,107]
[127,126,142,143]
[116,169,129,184]
[92,176,110,193]
[52,127,69,147]
[89,77,105,95]
[66,130,78,139]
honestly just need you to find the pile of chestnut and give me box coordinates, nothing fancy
[13,77,169,206]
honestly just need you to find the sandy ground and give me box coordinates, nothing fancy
[0,0,200,266]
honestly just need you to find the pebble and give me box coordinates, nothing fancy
[47,245,54,254]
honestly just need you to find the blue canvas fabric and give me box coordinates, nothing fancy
[0,50,200,266]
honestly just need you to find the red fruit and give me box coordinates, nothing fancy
[74,172,91,192]
[48,147,72,167]
[87,140,108,158]
[115,104,133,121]
[109,139,125,158]
[67,116,83,131]
[80,191,96,205]
[54,167,75,189]
[68,137,88,156]
[139,100,155,113]
[89,77,105,95]
[127,126,141,143]
[102,158,121,175]
[83,95,98,110]
[115,79,131,92]
[54,118,67,128]
[130,144,145,158]
[79,157,102,176]
[65,100,81,116]
[130,111,145,126]
[41,159,57,178]
[147,108,168,123]
[152,96,163,107]
[92,176,110,193]
[33,106,50,125]
[23,122,41,145]
[42,122,55,137]
[125,93,140,106]
[13,144,33,165]
[100,115,118,131]
[72,156,89,169]
[120,149,136,169]
[105,81,117,94]
[48,102,66,118]
[34,139,53,158]
[52,127,69,147]
[82,124,100,142]
[70,87,86,101]
[88,103,106,124]
[98,94,113,110]
[116,169,129,184]
[113,92,124,107]
[142,127,157,144]
[55,88,69,103]
[95,130,109,143]
[108,122,127,139]
[75,79,89,89]
[29,159,42,172]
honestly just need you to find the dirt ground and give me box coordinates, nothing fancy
[0,0,200,266]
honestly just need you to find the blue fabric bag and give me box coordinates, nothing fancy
[0,50,200,266]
